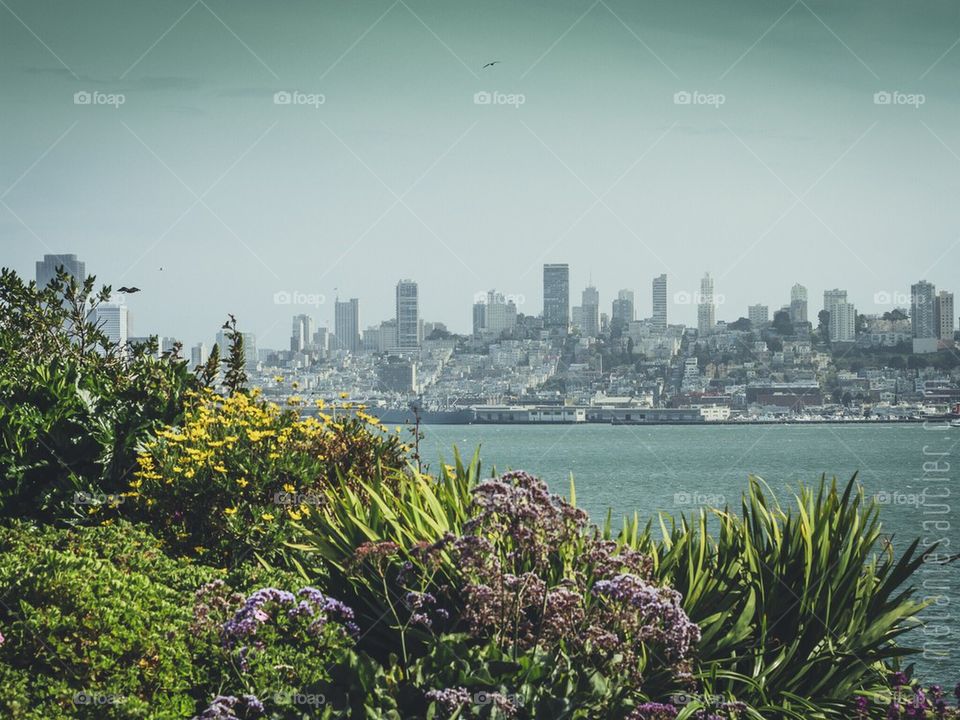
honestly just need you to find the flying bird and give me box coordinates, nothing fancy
[482,60,500,69]
[117,286,141,294]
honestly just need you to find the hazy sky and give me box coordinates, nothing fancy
[3,0,960,348]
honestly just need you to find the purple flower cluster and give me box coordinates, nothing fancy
[193,694,264,719]
[427,470,701,692]
[404,590,449,629]
[627,699,745,720]
[218,586,357,671]
[591,573,702,663]
[424,686,520,719]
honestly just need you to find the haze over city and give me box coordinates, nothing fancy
[4,0,960,348]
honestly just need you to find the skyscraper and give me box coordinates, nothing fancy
[543,264,570,330]
[911,281,937,339]
[334,298,361,354]
[472,299,486,337]
[581,285,600,337]
[191,343,208,368]
[652,274,667,330]
[36,253,86,288]
[790,283,808,324]
[697,272,715,334]
[89,303,128,347]
[823,289,847,317]
[395,279,420,350]
[935,291,955,342]
[829,302,856,342]
[611,289,634,333]
[748,304,769,328]
[290,314,315,352]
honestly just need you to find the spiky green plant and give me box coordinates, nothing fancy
[624,474,937,719]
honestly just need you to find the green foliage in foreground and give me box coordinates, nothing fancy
[625,475,936,719]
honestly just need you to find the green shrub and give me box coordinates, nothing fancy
[0,521,219,718]
[0,268,198,522]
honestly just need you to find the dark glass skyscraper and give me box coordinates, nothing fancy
[543,263,569,330]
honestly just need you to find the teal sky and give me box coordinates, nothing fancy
[2,0,960,348]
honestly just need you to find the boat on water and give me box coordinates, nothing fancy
[367,407,475,425]
[951,418,960,428]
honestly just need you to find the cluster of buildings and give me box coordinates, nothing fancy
[33,253,960,423]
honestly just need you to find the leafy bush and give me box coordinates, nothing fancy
[128,388,408,567]
[0,521,219,718]
[0,268,198,521]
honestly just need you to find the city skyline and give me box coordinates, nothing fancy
[4,0,960,348]
[29,252,957,352]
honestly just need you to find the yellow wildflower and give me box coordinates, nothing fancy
[283,483,295,494]
[261,513,275,521]
[236,477,249,488]
[224,507,238,516]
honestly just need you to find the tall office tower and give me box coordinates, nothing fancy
[334,298,361,354]
[90,303,129,347]
[290,313,315,352]
[611,289,634,333]
[652,274,667,330]
[543,263,570,330]
[485,291,518,336]
[312,327,329,354]
[748,304,769,328]
[935,291,954,341]
[191,342,208,368]
[581,285,600,337]
[697,272,716,334]
[395,279,420,350]
[36,253,86,288]
[472,299,486,337]
[911,281,937,339]
[829,302,857,342]
[790,283,808,324]
[823,289,847,317]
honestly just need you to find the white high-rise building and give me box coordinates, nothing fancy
[652,274,667,330]
[191,343,208,368]
[823,289,847,317]
[611,289,634,333]
[290,314,315,352]
[829,302,856,342]
[697,272,715,334]
[334,298,361,354]
[748,304,769,328]
[395,279,420,350]
[790,283,808,324]
[911,281,938,353]
[90,303,129,348]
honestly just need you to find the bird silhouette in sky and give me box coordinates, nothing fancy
[117,286,141,294]
[482,60,500,69]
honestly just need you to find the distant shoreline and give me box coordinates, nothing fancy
[428,418,955,426]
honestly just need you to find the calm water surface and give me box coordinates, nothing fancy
[422,423,959,682]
